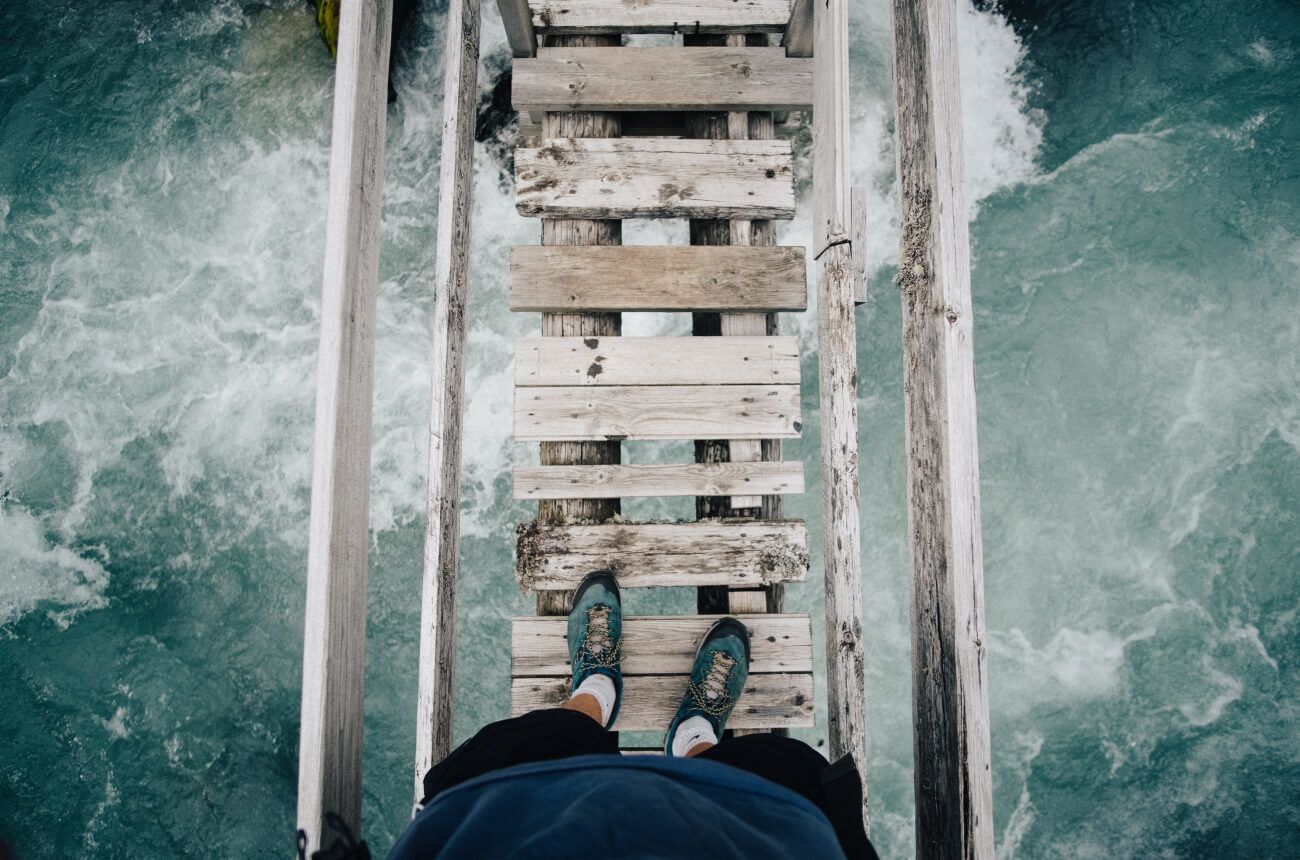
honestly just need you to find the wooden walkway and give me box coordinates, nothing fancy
[296,0,994,856]
[504,7,819,746]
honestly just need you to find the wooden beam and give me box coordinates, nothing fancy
[510,245,807,313]
[496,0,538,57]
[516,519,810,590]
[783,0,812,56]
[513,48,813,113]
[512,461,805,499]
[515,336,800,386]
[812,0,869,830]
[512,614,812,675]
[514,383,802,441]
[296,0,392,853]
[529,0,791,34]
[892,0,993,856]
[512,673,814,729]
[516,138,796,220]
[412,0,479,808]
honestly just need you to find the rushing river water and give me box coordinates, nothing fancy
[2,0,1297,856]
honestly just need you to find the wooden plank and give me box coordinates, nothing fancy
[497,0,538,56]
[813,0,869,831]
[892,0,993,856]
[296,0,393,853]
[534,34,625,619]
[529,0,791,33]
[516,519,810,590]
[514,384,801,441]
[514,47,812,113]
[413,0,479,807]
[511,673,814,729]
[516,138,795,220]
[783,0,812,56]
[516,336,800,386]
[510,245,807,313]
[512,461,805,500]
[511,614,812,675]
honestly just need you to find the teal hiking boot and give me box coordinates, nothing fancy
[664,617,751,755]
[568,570,623,729]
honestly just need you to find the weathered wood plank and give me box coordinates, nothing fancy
[783,0,812,56]
[535,34,625,619]
[510,245,807,313]
[511,673,815,729]
[296,0,393,853]
[413,0,480,805]
[497,0,538,56]
[517,138,795,220]
[512,461,805,500]
[514,384,801,441]
[529,0,791,33]
[514,47,812,113]
[813,0,869,830]
[516,336,800,386]
[892,0,993,855]
[512,614,812,675]
[516,519,810,590]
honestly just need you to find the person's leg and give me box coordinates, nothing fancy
[421,571,625,805]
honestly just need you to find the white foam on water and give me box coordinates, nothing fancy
[0,501,109,627]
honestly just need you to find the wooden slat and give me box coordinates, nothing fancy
[296,0,393,853]
[511,614,812,675]
[510,245,807,313]
[514,384,801,441]
[893,0,994,854]
[511,673,814,729]
[516,519,810,590]
[413,0,480,805]
[497,0,538,56]
[529,0,791,33]
[516,336,800,386]
[512,461,805,500]
[514,47,812,113]
[517,138,795,220]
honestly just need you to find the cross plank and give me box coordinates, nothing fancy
[516,138,795,220]
[516,336,800,386]
[511,673,815,729]
[530,0,791,34]
[514,384,801,441]
[511,614,812,675]
[515,519,809,590]
[510,245,807,313]
[512,461,805,500]
[514,48,812,113]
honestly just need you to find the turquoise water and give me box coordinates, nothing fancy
[1,0,1297,856]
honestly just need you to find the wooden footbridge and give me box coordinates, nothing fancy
[295,0,992,857]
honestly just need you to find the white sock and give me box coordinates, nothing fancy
[573,674,617,725]
[670,715,718,757]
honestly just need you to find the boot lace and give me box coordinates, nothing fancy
[686,651,737,718]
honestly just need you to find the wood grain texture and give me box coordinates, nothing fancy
[516,138,795,220]
[535,34,624,618]
[515,335,800,386]
[296,0,392,853]
[813,0,870,828]
[512,461,805,499]
[512,673,814,729]
[510,245,807,312]
[511,614,812,675]
[529,0,791,33]
[513,47,812,112]
[413,0,479,805]
[497,0,538,56]
[514,383,802,441]
[892,0,993,856]
[515,519,810,590]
